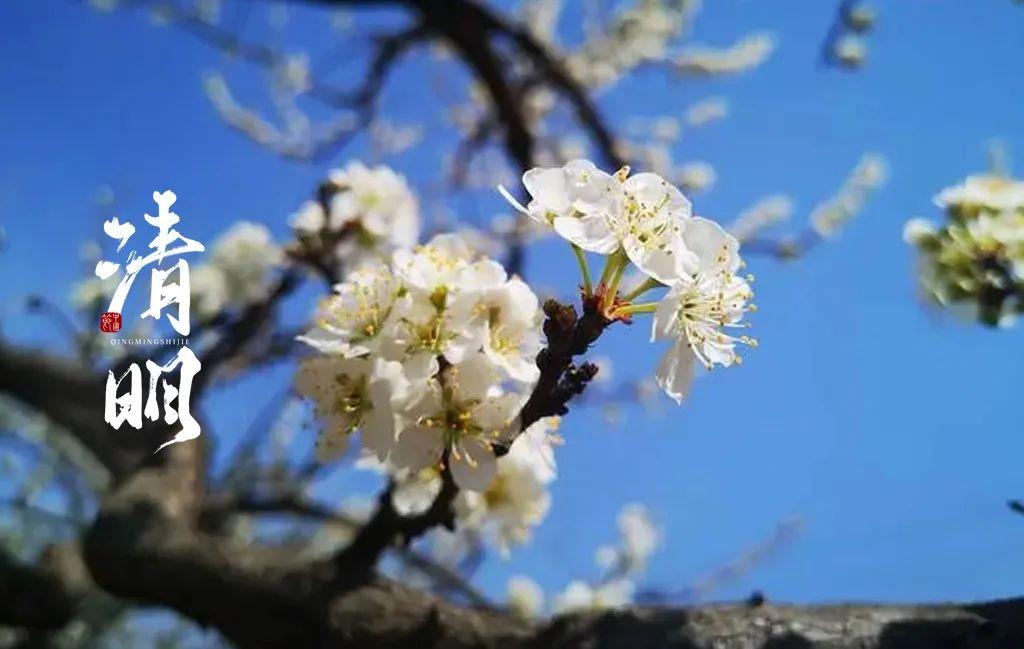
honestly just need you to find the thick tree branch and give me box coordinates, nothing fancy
[0,544,89,631]
[331,465,459,576]
[0,341,147,478]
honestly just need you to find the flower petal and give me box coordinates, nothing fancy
[553,214,620,254]
[624,172,691,219]
[655,341,696,405]
[685,216,740,272]
[391,426,443,472]
[450,437,498,491]
[623,235,693,284]
[524,167,572,214]
[651,284,686,342]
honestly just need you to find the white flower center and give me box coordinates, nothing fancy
[674,270,756,368]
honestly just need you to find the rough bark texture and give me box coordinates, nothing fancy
[6,334,1024,649]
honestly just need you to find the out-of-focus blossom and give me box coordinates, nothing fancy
[833,35,867,68]
[677,161,717,193]
[456,417,560,551]
[906,173,1024,327]
[685,96,729,127]
[507,575,545,618]
[810,154,887,238]
[727,195,794,242]
[553,579,635,613]
[674,33,776,75]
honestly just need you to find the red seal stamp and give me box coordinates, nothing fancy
[100,312,122,333]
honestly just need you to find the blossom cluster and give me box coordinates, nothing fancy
[502,159,756,403]
[296,232,544,491]
[904,174,1024,326]
[290,161,420,272]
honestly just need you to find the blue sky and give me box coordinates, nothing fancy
[1,0,1023,613]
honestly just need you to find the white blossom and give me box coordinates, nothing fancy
[291,162,421,270]
[298,232,545,490]
[391,467,444,516]
[71,276,117,310]
[208,221,283,305]
[902,218,938,245]
[174,222,283,320]
[502,159,622,254]
[449,275,544,383]
[934,174,1024,214]
[615,172,698,284]
[507,575,545,618]
[833,35,867,68]
[674,33,776,76]
[906,174,1024,326]
[503,162,699,284]
[616,503,660,573]
[652,218,755,403]
[295,356,409,461]
[328,161,419,245]
[677,161,717,193]
[392,354,525,491]
[299,265,403,358]
[728,195,794,242]
[810,154,888,238]
[685,97,729,127]
[189,263,229,320]
[553,579,635,613]
[289,200,326,235]
[455,416,559,549]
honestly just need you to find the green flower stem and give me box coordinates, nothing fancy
[570,243,593,296]
[604,252,629,301]
[597,249,628,290]
[596,251,619,288]
[614,301,658,316]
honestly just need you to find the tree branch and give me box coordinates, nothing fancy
[0,341,148,478]
[0,544,89,631]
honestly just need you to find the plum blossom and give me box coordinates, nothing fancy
[502,161,699,284]
[614,172,697,283]
[503,159,756,403]
[391,354,526,491]
[507,576,544,618]
[652,218,755,403]
[501,159,622,254]
[934,174,1024,216]
[905,173,1024,326]
[390,235,514,370]
[595,503,661,575]
[553,579,635,614]
[209,223,283,303]
[295,356,409,461]
[455,416,560,550]
[388,417,559,546]
[327,161,419,249]
[164,221,283,321]
[297,232,544,490]
[299,265,402,358]
[448,275,544,383]
[290,162,420,270]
